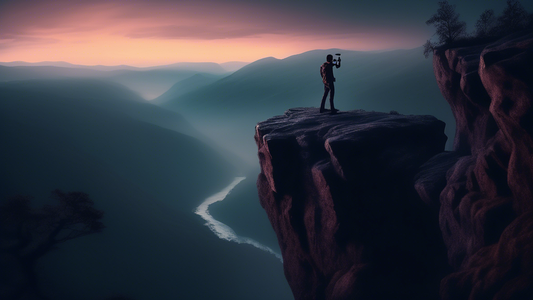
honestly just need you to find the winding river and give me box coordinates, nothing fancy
[195,176,283,262]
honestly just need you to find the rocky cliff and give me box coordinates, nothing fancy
[255,31,533,300]
[432,32,533,300]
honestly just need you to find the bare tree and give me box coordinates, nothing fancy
[426,0,466,45]
[0,190,104,300]
[475,9,496,38]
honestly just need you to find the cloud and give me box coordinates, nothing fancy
[124,24,276,40]
[0,0,442,64]
[0,0,404,43]
[0,34,59,48]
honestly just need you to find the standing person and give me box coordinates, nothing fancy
[319,54,341,113]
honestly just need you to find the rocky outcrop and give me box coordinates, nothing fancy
[255,109,449,300]
[432,32,533,300]
[256,31,533,300]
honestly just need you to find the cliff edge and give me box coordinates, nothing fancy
[256,109,448,300]
[256,31,533,300]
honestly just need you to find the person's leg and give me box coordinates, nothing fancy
[329,83,337,110]
[320,85,330,112]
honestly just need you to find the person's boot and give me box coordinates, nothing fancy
[330,108,339,114]
[320,107,326,113]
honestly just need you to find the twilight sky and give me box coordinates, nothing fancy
[0,0,531,66]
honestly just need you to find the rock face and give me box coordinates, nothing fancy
[432,32,533,300]
[256,108,449,300]
[256,32,533,300]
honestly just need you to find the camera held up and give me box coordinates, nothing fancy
[332,53,341,66]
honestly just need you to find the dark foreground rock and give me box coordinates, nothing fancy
[256,108,449,300]
[256,31,533,300]
[432,32,533,300]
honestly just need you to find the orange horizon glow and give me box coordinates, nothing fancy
[0,34,424,67]
[0,1,430,67]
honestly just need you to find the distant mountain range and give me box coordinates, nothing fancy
[0,78,291,300]
[0,48,455,300]
[156,48,455,165]
[1,48,453,166]
[0,61,249,99]
[0,78,235,207]
[152,73,224,105]
[0,60,249,72]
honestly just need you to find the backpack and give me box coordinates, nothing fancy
[320,63,327,83]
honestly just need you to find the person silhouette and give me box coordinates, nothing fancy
[319,54,341,113]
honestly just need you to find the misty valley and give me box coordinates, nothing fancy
[0,48,453,300]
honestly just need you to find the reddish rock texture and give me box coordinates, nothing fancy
[255,108,449,300]
[256,31,533,300]
[434,32,533,300]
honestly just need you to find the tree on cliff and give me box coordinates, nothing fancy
[474,0,531,38]
[497,0,529,35]
[424,0,466,57]
[0,190,104,299]
[426,0,466,45]
[475,9,496,38]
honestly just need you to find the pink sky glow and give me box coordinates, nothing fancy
[0,0,430,66]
